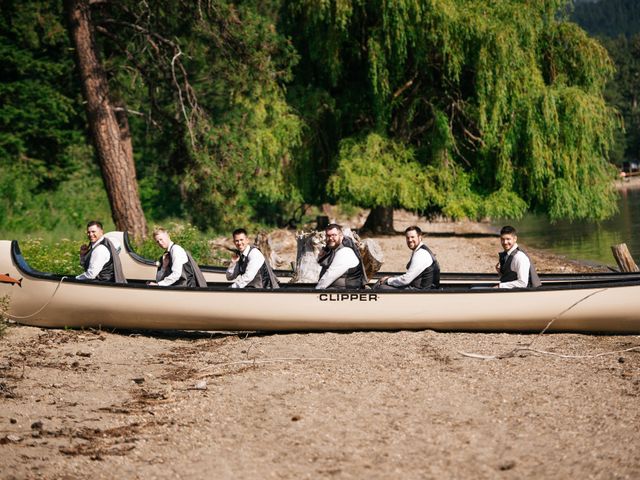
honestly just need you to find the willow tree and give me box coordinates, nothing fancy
[284,0,619,230]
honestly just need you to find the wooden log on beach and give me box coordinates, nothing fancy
[360,238,384,280]
[291,231,324,283]
[292,230,384,283]
[611,243,639,272]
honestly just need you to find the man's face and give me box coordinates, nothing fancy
[233,233,249,253]
[86,225,104,244]
[405,230,421,250]
[154,232,170,250]
[500,233,517,252]
[325,228,343,249]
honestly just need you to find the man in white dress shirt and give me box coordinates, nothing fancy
[376,226,440,290]
[226,228,279,289]
[315,224,366,290]
[76,221,126,283]
[495,225,541,288]
[149,228,206,287]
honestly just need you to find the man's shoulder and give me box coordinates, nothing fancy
[513,249,531,263]
[248,246,265,261]
[170,243,189,257]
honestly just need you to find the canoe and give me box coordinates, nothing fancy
[2,240,639,333]
[111,231,640,285]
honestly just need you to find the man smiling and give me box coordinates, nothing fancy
[315,224,366,290]
[495,225,541,288]
[376,226,440,290]
[76,220,126,283]
[226,228,279,289]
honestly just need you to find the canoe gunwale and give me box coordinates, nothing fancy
[120,232,640,282]
[10,240,640,294]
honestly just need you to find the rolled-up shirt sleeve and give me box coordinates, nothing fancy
[76,243,110,280]
[158,244,188,286]
[230,248,265,288]
[315,248,359,289]
[387,247,433,288]
[499,250,530,289]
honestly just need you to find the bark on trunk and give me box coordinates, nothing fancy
[361,206,395,235]
[65,0,147,240]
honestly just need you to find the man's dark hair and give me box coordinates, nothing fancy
[405,225,422,236]
[500,225,517,236]
[232,228,248,237]
[86,220,103,230]
[325,223,343,232]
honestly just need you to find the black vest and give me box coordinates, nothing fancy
[237,246,277,288]
[157,244,197,287]
[318,239,366,289]
[499,247,541,288]
[407,244,440,289]
[82,239,115,282]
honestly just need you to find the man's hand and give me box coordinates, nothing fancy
[495,262,501,273]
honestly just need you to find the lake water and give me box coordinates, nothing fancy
[497,186,640,268]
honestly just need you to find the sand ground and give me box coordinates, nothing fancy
[1,216,639,479]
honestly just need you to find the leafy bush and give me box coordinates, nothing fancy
[131,222,230,266]
[18,238,83,275]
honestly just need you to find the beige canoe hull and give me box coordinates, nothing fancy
[2,240,639,333]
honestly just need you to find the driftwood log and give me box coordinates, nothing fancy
[292,229,384,283]
[611,243,639,272]
[254,230,297,269]
[360,238,384,280]
[291,231,324,283]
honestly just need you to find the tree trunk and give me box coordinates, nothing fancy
[65,0,147,240]
[361,206,395,235]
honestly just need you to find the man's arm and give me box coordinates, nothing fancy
[315,248,359,289]
[231,249,265,288]
[76,244,110,280]
[226,259,239,281]
[498,251,530,289]
[387,249,433,287]
[158,245,188,286]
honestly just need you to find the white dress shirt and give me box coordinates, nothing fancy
[315,247,360,290]
[157,243,188,286]
[76,236,120,280]
[499,244,530,289]
[226,247,266,288]
[387,243,434,288]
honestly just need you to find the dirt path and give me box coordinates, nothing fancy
[1,219,639,479]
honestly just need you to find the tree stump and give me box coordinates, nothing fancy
[291,231,324,283]
[611,243,639,272]
[254,230,296,269]
[360,238,384,280]
[292,229,384,283]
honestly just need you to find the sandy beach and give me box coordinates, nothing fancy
[1,216,639,479]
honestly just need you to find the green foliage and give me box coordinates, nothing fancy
[93,0,304,229]
[0,0,626,239]
[0,0,86,186]
[132,222,228,266]
[19,238,83,275]
[285,0,619,222]
[599,34,640,163]
[571,0,640,37]
[0,146,112,232]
